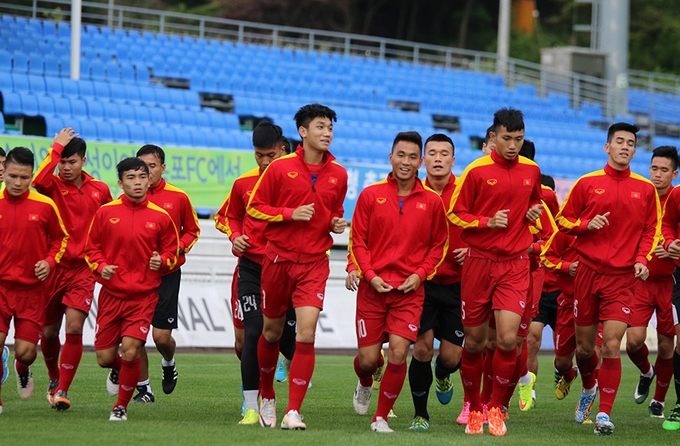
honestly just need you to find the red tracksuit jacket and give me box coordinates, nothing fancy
[448,150,542,259]
[556,164,660,273]
[32,142,112,266]
[85,195,179,298]
[348,174,448,286]
[148,178,200,271]
[0,189,69,286]
[247,145,348,263]
[542,185,560,218]
[658,186,680,271]
[215,167,267,264]
[646,186,675,281]
[540,230,578,300]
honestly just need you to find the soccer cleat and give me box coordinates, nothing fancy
[106,368,119,396]
[239,408,260,425]
[162,364,178,394]
[465,410,484,434]
[648,401,664,418]
[483,404,489,424]
[553,369,561,389]
[15,360,34,400]
[456,400,470,425]
[387,409,397,418]
[435,374,454,405]
[662,404,680,431]
[408,415,430,431]
[353,381,372,415]
[240,384,246,416]
[634,366,655,404]
[281,410,306,430]
[501,405,509,420]
[46,379,59,405]
[109,405,127,421]
[275,353,288,383]
[372,349,386,390]
[370,416,393,433]
[259,398,276,428]
[132,386,155,403]
[594,413,614,435]
[52,390,71,411]
[555,368,579,400]
[575,388,597,423]
[1,346,9,385]
[518,372,536,411]
[488,407,507,436]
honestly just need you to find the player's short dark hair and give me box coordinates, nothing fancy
[294,103,337,129]
[493,107,525,133]
[607,122,639,144]
[136,144,165,164]
[281,136,292,154]
[5,147,34,169]
[519,139,535,161]
[541,174,555,191]
[252,120,283,149]
[424,133,455,156]
[0,147,6,157]
[62,137,87,159]
[484,125,494,145]
[392,131,423,155]
[652,145,679,171]
[117,157,149,180]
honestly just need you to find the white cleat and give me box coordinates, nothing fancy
[353,381,372,415]
[14,360,34,400]
[371,416,394,433]
[259,397,277,428]
[109,405,127,421]
[106,368,120,396]
[281,410,307,430]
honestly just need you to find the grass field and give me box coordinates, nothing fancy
[0,352,676,445]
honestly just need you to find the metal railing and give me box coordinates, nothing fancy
[2,0,678,120]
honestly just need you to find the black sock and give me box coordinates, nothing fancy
[408,357,432,420]
[674,350,680,406]
[280,308,297,360]
[241,316,263,391]
[434,355,461,380]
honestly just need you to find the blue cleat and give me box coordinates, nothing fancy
[575,388,597,423]
[1,346,8,385]
[275,354,288,383]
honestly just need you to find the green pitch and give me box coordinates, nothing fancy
[0,353,676,445]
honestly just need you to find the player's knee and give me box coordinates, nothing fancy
[64,320,84,335]
[412,341,433,361]
[14,346,36,364]
[43,327,60,340]
[625,336,643,352]
[554,356,571,371]
[496,333,517,351]
[658,336,674,358]
[575,344,594,359]
[601,337,622,357]
[96,351,113,368]
[153,330,173,347]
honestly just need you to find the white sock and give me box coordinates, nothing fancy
[244,390,258,411]
[642,365,654,378]
[518,372,532,385]
[650,399,664,407]
[596,411,608,419]
[136,379,153,393]
[162,357,175,367]
[583,386,597,396]
[532,389,536,400]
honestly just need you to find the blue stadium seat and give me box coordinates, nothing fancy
[44,56,60,77]
[154,88,170,106]
[134,105,151,123]
[37,95,55,116]
[45,116,64,136]
[78,80,95,99]
[70,98,88,117]
[102,102,121,121]
[96,121,114,141]
[28,56,44,75]
[0,72,12,90]
[165,109,181,126]
[105,62,121,81]
[149,107,166,124]
[78,120,98,140]
[124,85,141,104]
[158,127,178,146]
[205,132,221,148]
[43,20,56,37]
[0,50,12,71]
[120,64,135,82]
[19,93,39,116]
[11,73,29,92]
[53,97,71,117]
[139,86,157,105]
[2,92,22,114]
[195,112,211,129]
[118,104,136,122]
[61,79,78,98]
[179,110,197,127]
[174,128,193,147]
[88,100,105,120]
[92,81,110,100]
[167,89,186,108]
[192,130,208,147]
[135,64,150,83]
[12,53,28,73]
[144,126,161,144]
[128,124,145,143]
[27,75,46,95]
[90,60,106,81]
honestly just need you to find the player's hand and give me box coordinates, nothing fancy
[54,127,78,147]
[345,270,360,291]
[232,235,251,253]
[369,276,393,293]
[667,239,680,259]
[292,203,315,221]
[587,212,610,230]
[101,265,118,280]
[527,244,534,254]
[487,209,509,228]
[34,260,50,281]
[453,248,467,266]
[397,273,421,293]
[568,261,579,277]
[634,262,649,281]
[331,217,347,234]
[525,203,543,222]
[149,251,162,270]
[654,243,671,259]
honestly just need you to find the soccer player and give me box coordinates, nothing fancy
[85,157,179,421]
[0,147,5,182]
[132,145,200,403]
[349,131,448,433]
[32,128,113,410]
[0,147,69,413]
[448,108,543,436]
[215,121,296,424]
[625,146,677,418]
[481,125,495,155]
[247,104,348,430]
[556,122,660,435]
[400,134,465,431]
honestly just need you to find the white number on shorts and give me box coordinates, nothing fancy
[573,300,578,318]
[357,319,367,338]
[461,301,466,320]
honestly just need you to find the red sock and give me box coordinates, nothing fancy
[576,351,599,390]
[41,336,61,381]
[555,359,577,381]
[490,346,517,409]
[112,354,122,372]
[374,361,406,421]
[653,356,673,402]
[460,348,484,412]
[626,344,651,374]
[235,344,242,361]
[14,351,37,373]
[354,355,377,387]
[593,367,599,382]
[57,334,83,393]
[503,348,524,407]
[115,357,140,409]
[286,342,315,413]
[257,335,280,400]
[597,357,621,415]
[481,347,495,405]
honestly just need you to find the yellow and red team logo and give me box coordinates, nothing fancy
[109,218,120,224]
[329,177,338,185]
[164,203,173,209]
[376,197,387,204]
[246,189,253,197]
[487,179,498,186]
[61,189,68,195]
[523,179,532,186]
[287,172,298,179]
[92,191,100,198]
[417,202,427,211]
[145,222,156,229]
[28,214,38,221]
[631,191,641,199]
[595,188,605,195]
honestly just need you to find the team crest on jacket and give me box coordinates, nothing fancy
[594,188,605,195]
[28,214,38,221]
[92,191,100,198]
[164,203,173,209]
[329,177,338,184]
[61,189,68,195]
[287,172,298,179]
[109,218,120,224]
[376,198,387,204]
[145,222,156,229]
[246,189,252,196]
[631,191,640,199]
[416,202,426,210]
[523,179,532,186]
[487,179,498,186]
